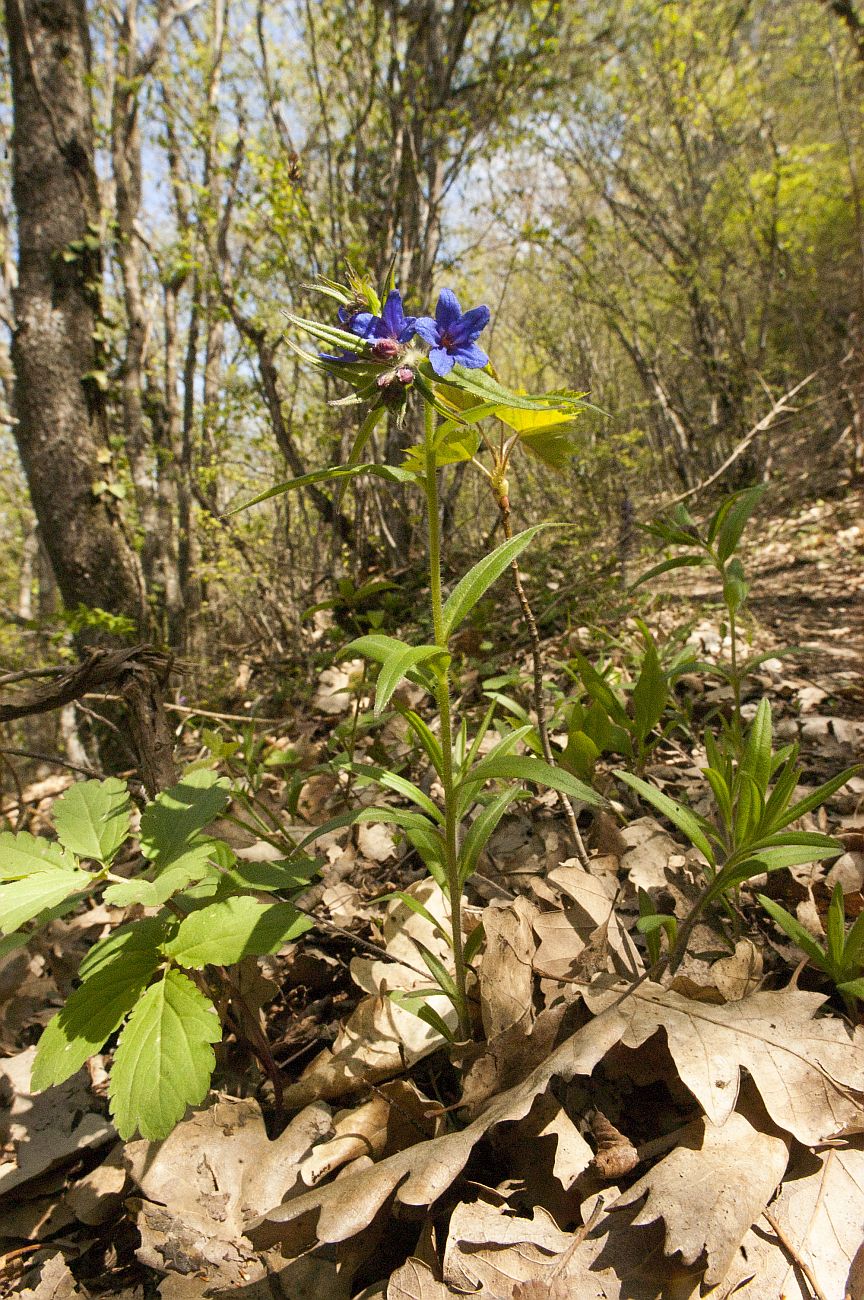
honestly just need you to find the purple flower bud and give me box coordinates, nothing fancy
[376,372,392,388]
[396,367,414,386]
[371,337,400,360]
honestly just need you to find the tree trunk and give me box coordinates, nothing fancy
[6,0,147,638]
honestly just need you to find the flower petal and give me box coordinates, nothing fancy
[348,311,378,339]
[381,291,406,338]
[451,342,488,370]
[458,305,490,340]
[434,288,462,330]
[414,317,441,347]
[429,347,456,377]
[397,319,418,342]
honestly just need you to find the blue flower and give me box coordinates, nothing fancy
[414,289,490,377]
[323,291,417,362]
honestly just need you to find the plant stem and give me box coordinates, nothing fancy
[497,496,591,868]
[424,403,471,1041]
[728,599,742,741]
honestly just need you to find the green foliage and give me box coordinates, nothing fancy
[617,699,856,961]
[8,770,318,1140]
[759,886,864,1008]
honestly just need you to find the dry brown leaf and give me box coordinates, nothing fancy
[459,1003,569,1113]
[312,659,364,715]
[480,896,539,1039]
[0,1048,114,1201]
[610,1109,790,1286]
[442,1200,573,1296]
[707,939,763,1002]
[386,1258,457,1299]
[124,1097,332,1287]
[249,1007,628,1252]
[766,1143,864,1300]
[618,817,683,892]
[584,980,864,1143]
[17,1252,83,1300]
[64,1141,127,1226]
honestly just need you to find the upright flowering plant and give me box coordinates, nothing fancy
[239,268,601,1041]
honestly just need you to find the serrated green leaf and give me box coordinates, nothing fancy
[102,840,222,906]
[109,970,221,1140]
[0,831,77,880]
[52,778,131,864]
[615,771,715,865]
[32,941,161,1090]
[442,526,548,638]
[162,896,311,968]
[139,770,230,862]
[78,916,171,981]
[0,868,92,934]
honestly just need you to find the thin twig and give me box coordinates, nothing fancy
[663,371,817,508]
[762,1207,829,1300]
[0,747,100,778]
[549,1196,606,1279]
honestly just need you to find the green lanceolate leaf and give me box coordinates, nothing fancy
[415,941,460,1007]
[32,941,162,1090]
[109,969,221,1141]
[52,778,131,864]
[632,636,667,743]
[293,805,435,854]
[230,462,415,514]
[615,771,716,866]
[757,894,827,969]
[441,526,547,639]
[723,558,749,616]
[464,754,601,807]
[162,896,312,968]
[373,643,446,715]
[778,766,861,829]
[139,769,230,862]
[630,554,710,590]
[571,653,630,728]
[0,868,92,934]
[713,485,765,561]
[740,700,773,796]
[401,708,444,776]
[345,763,443,823]
[0,831,77,880]
[459,788,528,885]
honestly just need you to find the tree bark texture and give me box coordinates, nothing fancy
[6,0,147,637]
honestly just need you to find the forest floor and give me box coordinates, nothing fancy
[1,486,864,1300]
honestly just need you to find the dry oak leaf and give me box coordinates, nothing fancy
[442,1200,573,1297]
[480,896,539,1040]
[124,1097,332,1285]
[766,1143,864,1300]
[583,981,864,1144]
[248,1007,627,1251]
[609,1109,790,1287]
[386,1257,457,1299]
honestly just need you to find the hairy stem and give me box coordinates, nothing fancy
[424,404,471,1041]
[498,496,590,867]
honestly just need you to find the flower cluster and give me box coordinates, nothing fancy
[324,286,490,387]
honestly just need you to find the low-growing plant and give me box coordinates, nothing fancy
[1,771,316,1138]
[561,620,695,779]
[618,698,857,970]
[759,885,864,1011]
[635,486,785,746]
